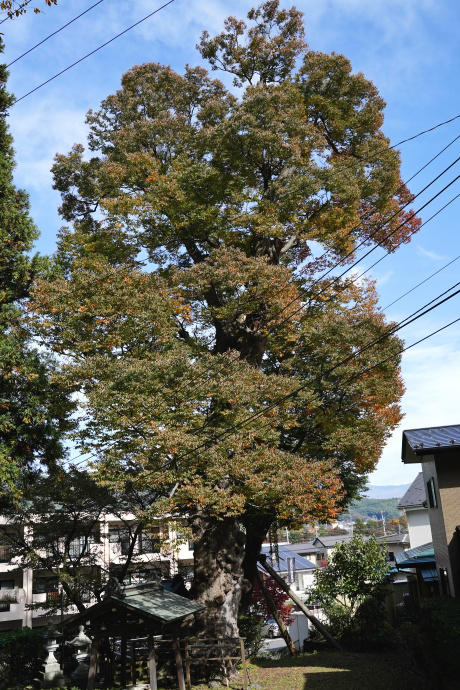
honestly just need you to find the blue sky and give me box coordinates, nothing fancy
[3,0,460,486]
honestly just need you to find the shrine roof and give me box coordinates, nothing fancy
[63,581,205,629]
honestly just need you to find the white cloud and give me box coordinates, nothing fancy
[10,100,88,191]
[371,331,460,485]
[416,245,447,261]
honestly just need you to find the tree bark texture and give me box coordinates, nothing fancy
[191,512,248,638]
[240,513,274,615]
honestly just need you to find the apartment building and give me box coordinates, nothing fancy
[0,513,194,631]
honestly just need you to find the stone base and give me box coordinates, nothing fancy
[39,669,68,689]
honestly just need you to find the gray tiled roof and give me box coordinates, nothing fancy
[397,473,426,509]
[260,544,315,571]
[402,424,460,461]
[376,533,410,545]
[395,542,434,565]
[313,534,354,548]
[284,541,320,554]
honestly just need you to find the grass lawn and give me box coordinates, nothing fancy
[190,648,430,690]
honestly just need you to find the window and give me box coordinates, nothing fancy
[0,536,11,563]
[388,552,395,562]
[33,577,58,596]
[0,579,14,612]
[109,527,131,556]
[139,528,160,554]
[69,534,93,558]
[427,477,438,509]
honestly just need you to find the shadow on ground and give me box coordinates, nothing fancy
[233,649,432,690]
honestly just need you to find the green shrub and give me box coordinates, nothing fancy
[0,627,45,688]
[238,614,266,657]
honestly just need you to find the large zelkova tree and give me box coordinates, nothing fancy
[0,40,73,491]
[33,2,419,638]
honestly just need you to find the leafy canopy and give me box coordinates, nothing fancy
[0,40,74,489]
[33,2,418,534]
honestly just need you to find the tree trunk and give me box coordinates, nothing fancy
[190,512,248,638]
[240,512,274,615]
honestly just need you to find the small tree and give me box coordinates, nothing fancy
[310,535,389,643]
[251,574,294,629]
[0,468,167,615]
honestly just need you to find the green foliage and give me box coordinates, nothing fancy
[345,497,403,521]
[0,627,44,688]
[309,535,390,647]
[32,0,418,636]
[238,614,266,657]
[311,535,389,610]
[0,40,74,488]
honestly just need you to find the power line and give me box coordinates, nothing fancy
[362,192,460,307]
[173,154,460,402]
[12,0,176,104]
[7,0,107,67]
[272,163,460,331]
[167,276,460,461]
[69,272,460,471]
[222,313,460,448]
[382,244,460,312]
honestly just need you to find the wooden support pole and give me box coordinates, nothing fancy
[87,637,99,690]
[239,638,248,690]
[184,640,192,690]
[255,569,297,657]
[120,636,127,688]
[130,639,136,686]
[148,635,158,690]
[258,555,342,651]
[173,628,186,690]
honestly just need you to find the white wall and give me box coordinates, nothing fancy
[288,612,309,651]
[406,507,432,548]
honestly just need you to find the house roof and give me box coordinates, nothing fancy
[395,542,434,566]
[376,533,410,545]
[284,541,320,554]
[260,544,315,572]
[312,534,355,548]
[397,473,426,509]
[402,424,460,462]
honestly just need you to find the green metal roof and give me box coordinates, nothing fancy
[63,581,205,629]
[120,587,205,623]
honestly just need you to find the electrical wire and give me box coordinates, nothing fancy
[6,0,107,67]
[0,0,33,25]
[64,176,460,468]
[173,156,460,401]
[272,168,460,331]
[165,275,460,462]
[12,0,176,104]
[68,272,460,470]
[382,246,460,312]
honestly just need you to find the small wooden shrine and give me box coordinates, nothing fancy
[63,576,205,690]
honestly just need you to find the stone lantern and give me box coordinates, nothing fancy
[67,624,92,689]
[39,622,66,689]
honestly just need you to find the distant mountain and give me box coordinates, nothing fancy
[364,483,412,499]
